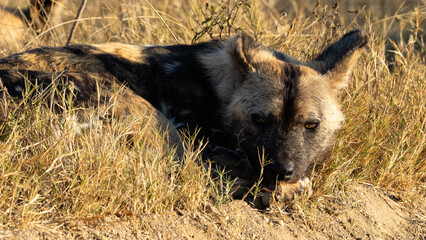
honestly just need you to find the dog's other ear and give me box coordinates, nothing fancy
[310,30,368,90]
[31,0,56,13]
[227,32,259,74]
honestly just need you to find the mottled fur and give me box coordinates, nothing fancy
[0,31,368,203]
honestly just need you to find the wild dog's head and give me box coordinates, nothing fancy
[202,31,368,184]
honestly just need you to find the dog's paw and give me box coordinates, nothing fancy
[261,176,312,207]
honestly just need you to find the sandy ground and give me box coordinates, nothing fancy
[1,183,425,239]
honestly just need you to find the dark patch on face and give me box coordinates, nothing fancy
[264,64,302,182]
[236,63,304,184]
[280,64,302,125]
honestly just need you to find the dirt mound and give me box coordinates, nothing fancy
[1,183,424,239]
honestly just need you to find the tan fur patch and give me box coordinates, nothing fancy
[12,52,107,72]
[198,41,241,104]
[296,66,344,128]
[91,43,145,63]
[326,50,363,90]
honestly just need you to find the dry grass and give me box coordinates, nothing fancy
[0,81,230,228]
[0,0,424,228]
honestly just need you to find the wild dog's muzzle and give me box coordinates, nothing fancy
[264,160,295,182]
[239,141,297,184]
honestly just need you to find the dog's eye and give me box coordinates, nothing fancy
[251,113,266,125]
[304,122,318,130]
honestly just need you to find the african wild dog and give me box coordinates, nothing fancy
[0,30,368,204]
[0,0,62,51]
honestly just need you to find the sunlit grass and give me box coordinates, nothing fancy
[0,79,229,228]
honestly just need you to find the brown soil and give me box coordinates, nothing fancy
[1,183,424,239]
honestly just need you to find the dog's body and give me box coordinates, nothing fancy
[0,31,367,203]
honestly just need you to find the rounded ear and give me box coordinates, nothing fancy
[309,30,368,90]
[31,0,57,17]
[227,32,258,74]
[33,0,56,8]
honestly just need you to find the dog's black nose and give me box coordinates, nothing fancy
[277,161,295,181]
[264,161,296,183]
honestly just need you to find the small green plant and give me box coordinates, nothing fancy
[191,0,252,42]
